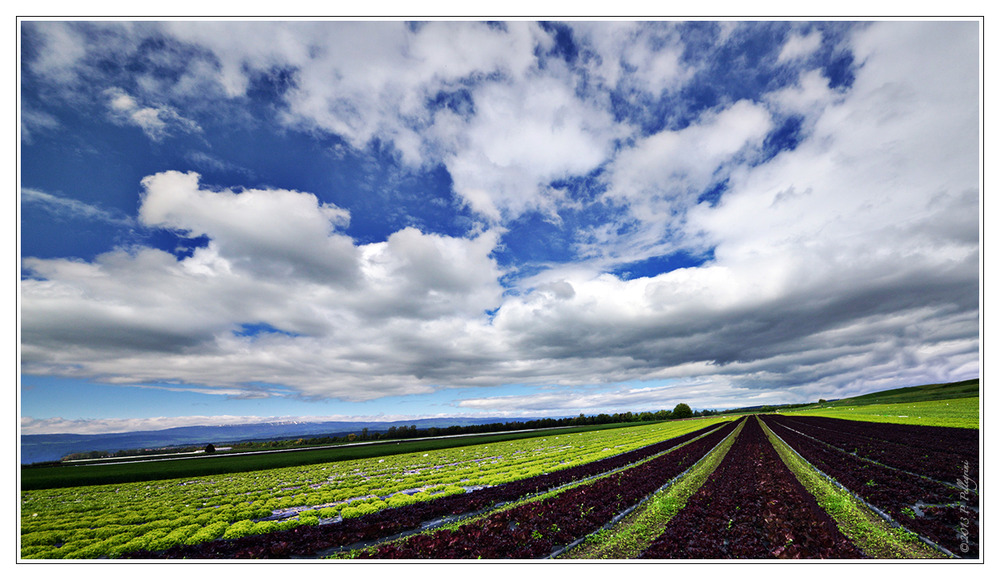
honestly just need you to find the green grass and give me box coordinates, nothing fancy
[821,379,979,407]
[781,397,979,429]
[559,418,746,559]
[784,378,978,412]
[761,417,946,559]
[20,421,651,491]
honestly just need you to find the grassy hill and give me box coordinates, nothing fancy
[780,378,980,429]
[818,378,979,407]
[719,378,979,414]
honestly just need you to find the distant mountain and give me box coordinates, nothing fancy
[19,417,543,464]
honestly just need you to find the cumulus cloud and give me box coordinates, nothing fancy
[575,99,772,263]
[683,21,980,386]
[18,21,980,416]
[480,20,979,399]
[138,171,357,284]
[157,21,547,161]
[766,68,843,119]
[605,100,771,214]
[354,227,504,319]
[569,22,693,97]
[434,72,624,221]
[22,21,625,223]
[21,171,507,401]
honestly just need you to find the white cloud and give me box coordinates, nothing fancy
[605,100,772,211]
[766,68,842,118]
[104,87,201,141]
[570,22,692,96]
[155,20,626,222]
[474,21,979,403]
[434,72,625,221]
[582,99,772,263]
[18,21,980,415]
[20,107,60,144]
[678,21,980,383]
[24,21,89,85]
[158,21,547,162]
[21,171,507,401]
[21,187,135,227]
[138,171,358,284]
[778,29,823,62]
[24,21,636,223]
[355,227,504,319]
[692,22,979,265]
[183,151,253,177]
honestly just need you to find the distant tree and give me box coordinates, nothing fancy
[672,403,693,419]
[204,443,216,454]
[818,399,827,404]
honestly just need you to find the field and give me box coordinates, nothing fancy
[20,421,655,491]
[19,382,981,561]
[20,417,731,559]
[781,397,979,429]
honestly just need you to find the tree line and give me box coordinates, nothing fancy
[58,403,713,461]
[226,403,709,451]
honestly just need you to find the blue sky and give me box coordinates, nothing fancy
[19,19,981,435]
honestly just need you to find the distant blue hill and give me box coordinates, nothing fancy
[19,417,542,464]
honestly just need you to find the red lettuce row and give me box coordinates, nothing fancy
[639,417,863,559]
[770,415,977,484]
[355,420,742,559]
[762,416,977,558]
[122,421,729,559]
[773,414,978,454]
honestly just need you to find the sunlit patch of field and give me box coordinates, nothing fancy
[781,397,978,429]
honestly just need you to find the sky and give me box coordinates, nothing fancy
[18,19,982,435]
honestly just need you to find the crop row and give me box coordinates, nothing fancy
[120,420,733,558]
[352,419,742,559]
[773,415,977,484]
[639,417,862,559]
[761,415,978,558]
[22,418,730,559]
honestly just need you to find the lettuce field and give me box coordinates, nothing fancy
[19,409,979,560]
